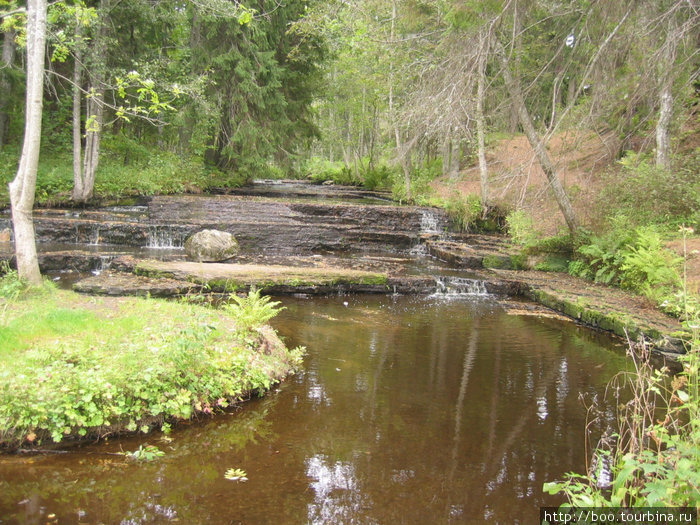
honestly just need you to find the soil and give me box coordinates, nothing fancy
[431,130,619,235]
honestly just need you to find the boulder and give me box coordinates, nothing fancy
[184,229,239,262]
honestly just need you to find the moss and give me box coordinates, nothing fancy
[534,255,570,273]
[483,255,512,269]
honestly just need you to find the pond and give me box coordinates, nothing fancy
[0,294,628,524]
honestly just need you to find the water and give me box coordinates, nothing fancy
[0,295,627,524]
[433,276,489,296]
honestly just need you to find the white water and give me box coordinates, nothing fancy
[419,210,441,234]
[432,276,489,296]
[146,227,183,249]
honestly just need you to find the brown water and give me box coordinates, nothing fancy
[0,294,628,524]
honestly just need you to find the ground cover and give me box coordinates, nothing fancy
[0,284,303,449]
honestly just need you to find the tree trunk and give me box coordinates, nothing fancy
[476,38,489,213]
[389,0,411,199]
[508,3,521,134]
[442,130,451,177]
[71,27,83,201]
[0,30,17,150]
[8,0,47,285]
[655,85,673,171]
[498,46,579,233]
[655,16,678,172]
[75,0,109,203]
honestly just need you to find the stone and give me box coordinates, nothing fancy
[0,228,11,243]
[184,229,239,262]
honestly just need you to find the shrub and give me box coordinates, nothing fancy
[597,150,700,228]
[0,262,26,300]
[445,194,482,232]
[505,210,539,245]
[544,333,700,508]
[224,288,285,331]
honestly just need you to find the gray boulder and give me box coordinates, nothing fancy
[184,229,239,262]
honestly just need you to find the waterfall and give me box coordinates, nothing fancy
[91,255,116,276]
[432,276,489,296]
[88,227,100,246]
[420,210,441,234]
[146,227,183,249]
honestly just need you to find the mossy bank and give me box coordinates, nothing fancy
[0,287,303,450]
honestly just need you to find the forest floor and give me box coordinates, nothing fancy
[430,131,700,295]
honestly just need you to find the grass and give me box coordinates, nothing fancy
[0,143,247,206]
[0,285,303,449]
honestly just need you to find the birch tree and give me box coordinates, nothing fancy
[8,0,47,285]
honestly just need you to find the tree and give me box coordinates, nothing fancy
[0,29,17,150]
[8,0,47,285]
[73,0,108,203]
[497,41,578,233]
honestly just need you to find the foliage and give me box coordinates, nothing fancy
[570,222,685,312]
[0,262,26,300]
[597,151,700,228]
[544,332,700,508]
[505,210,539,246]
[224,288,285,331]
[126,444,165,462]
[0,288,298,448]
[303,157,360,186]
[444,193,482,232]
[224,467,248,482]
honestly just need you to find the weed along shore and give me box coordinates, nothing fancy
[0,284,303,450]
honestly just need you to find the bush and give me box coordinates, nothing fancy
[444,194,482,232]
[303,157,360,186]
[223,288,285,331]
[597,150,700,228]
[0,288,300,447]
[544,333,700,508]
[506,210,539,245]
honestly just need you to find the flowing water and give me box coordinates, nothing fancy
[0,294,628,524]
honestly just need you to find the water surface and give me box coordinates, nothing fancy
[0,295,627,524]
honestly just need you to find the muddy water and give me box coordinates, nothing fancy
[0,295,627,524]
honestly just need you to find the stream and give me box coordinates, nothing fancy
[0,295,628,524]
[0,183,631,523]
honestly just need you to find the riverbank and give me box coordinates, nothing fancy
[0,286,303,450]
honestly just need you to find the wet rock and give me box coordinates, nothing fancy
[184,230,239,262]
[73,271,195,297]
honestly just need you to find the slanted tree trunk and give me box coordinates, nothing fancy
[498,46,579,233]
[8,0,47,285]
[0,29,17,150]
[475,36,489,214]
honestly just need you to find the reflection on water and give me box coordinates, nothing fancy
[0,295,627,524]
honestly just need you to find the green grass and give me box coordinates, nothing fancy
[0,287,303,448]
[0,142,246,206]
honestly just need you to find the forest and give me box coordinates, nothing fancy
[0,0,699,518]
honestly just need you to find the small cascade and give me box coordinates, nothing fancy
[409,243,428,256]
[419,210,441,235]
[147,226,183,249]
[432,276,489,296]
[89,227,100,246]
[91,255,116,276]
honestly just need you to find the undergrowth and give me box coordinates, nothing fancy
[545,233,700,508]
[0,288,302,448]
[544,330,699,507]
